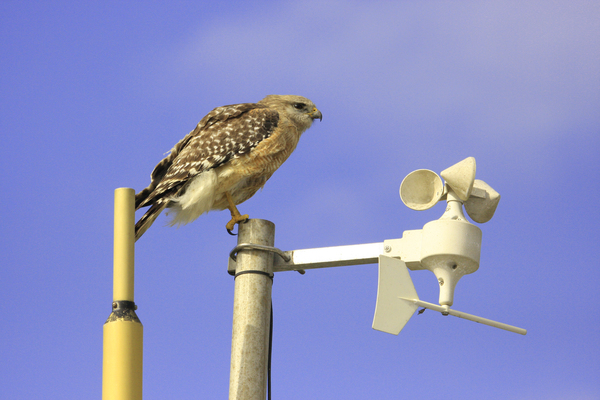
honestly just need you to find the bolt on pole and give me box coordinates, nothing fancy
[229,219,275,400]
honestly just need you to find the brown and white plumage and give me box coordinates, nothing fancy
[135,94,322,241]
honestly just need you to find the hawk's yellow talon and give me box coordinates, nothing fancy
[226,214,249,232]
[225,191,249,234]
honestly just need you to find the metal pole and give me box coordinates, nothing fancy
[229,219,275,400]
[103,188,143,400]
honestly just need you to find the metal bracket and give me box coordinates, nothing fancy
[228,243,301,275]
[229,243,291,262]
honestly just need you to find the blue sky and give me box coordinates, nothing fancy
[1,1,599,399]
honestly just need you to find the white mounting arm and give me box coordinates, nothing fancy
[228,242,384,274]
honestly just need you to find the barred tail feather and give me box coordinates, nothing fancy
[135,202,169,241]
[135,187,154,209]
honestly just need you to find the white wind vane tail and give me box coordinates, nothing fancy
[372,157,527,336]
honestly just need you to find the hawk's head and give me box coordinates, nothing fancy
[259,94,322,131]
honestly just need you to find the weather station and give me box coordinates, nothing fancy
[103,156,526,400]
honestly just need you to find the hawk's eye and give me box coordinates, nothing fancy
[292,102,305,110]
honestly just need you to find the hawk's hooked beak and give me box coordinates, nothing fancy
[310,108,323,121]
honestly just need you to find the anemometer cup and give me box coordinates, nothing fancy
[400,169,444,210]
[464,180,501,223]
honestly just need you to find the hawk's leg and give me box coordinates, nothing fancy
[225,192,249,234]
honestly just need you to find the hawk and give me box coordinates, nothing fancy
[134,94,322,241]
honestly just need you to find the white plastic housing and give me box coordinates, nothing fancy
[421,217,481,305]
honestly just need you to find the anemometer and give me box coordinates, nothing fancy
[374,156,525,335]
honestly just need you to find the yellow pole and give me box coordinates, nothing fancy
[113,188,135,301]
[103,188,143,400]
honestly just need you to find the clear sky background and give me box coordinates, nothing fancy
[2,1,599,399]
